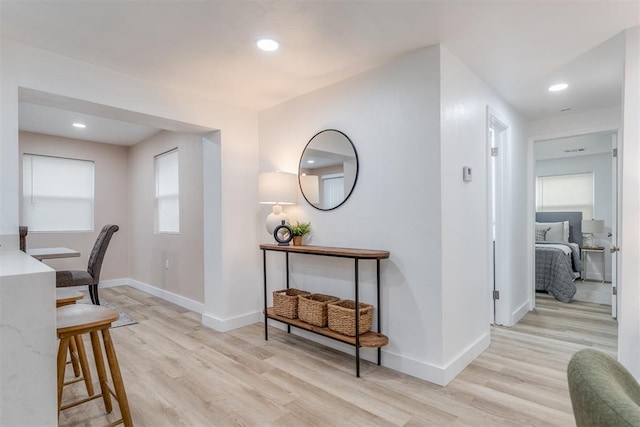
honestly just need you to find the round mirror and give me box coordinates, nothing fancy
[298,129,359,211]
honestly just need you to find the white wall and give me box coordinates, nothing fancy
[619,26,640,379]
[19,131,130,281]
[439,47,529,361]
[259,45,529,385]
[128,131,204,303]
[0,40,260,330]
[259,46,446,383]
[536,153,613,281]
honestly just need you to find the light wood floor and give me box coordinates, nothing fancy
[58,287,617,426]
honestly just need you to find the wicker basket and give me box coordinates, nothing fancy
[327,300,374,336]
[272,289,310,319]
[298,293,340,327]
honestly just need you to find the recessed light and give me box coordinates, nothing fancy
[307,160,315,164]
[72,123,86,128]
[256,38,279,52]
[548,83,568,92]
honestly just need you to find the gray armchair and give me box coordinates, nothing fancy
[56,224,119,305]
[567,348,640,426]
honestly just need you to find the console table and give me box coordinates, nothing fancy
[260,244,390,377]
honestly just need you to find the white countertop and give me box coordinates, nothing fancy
[0,249,53,278]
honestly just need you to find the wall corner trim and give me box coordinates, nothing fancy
[202,311,262,333]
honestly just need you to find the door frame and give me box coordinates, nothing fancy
[527,126,621,313]
[487,107,509,325]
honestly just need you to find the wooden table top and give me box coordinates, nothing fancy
[27,247,81,261]
[260,244,390,259]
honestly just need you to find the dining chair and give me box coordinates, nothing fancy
[56,224,119,305]
[19,226,28,252]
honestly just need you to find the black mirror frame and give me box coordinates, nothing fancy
[298,129,359,211]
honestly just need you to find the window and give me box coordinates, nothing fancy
[23,154,95,232]
[155,149,179,233]
[536,172,594,219]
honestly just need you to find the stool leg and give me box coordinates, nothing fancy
[90,331,113,413]
[102,328,133,427]
[57,337,71,414]
[75,335,95,396]
[68,338,81,377]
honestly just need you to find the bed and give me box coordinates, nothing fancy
[535,212,584,303]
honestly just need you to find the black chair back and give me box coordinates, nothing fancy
[87,224,119,285]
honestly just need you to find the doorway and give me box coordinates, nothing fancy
[532,129,619,317]
[488,109,508,325]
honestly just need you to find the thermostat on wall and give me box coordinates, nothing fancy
[463,166,472,182]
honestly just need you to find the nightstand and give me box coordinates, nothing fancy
[582,246,605,283]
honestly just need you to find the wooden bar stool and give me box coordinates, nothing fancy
[57,304,132,426]
[55,289,93,396]
[56,288,84,307]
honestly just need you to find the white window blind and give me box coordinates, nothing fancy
[23,154,95,232]
[536,172,594,219]
[155,149,179,233]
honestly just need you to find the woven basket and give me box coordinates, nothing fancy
[327,300,373,336]
[298,293,340,327]
[272,289,310,319]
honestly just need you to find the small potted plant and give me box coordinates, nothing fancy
[291,221,311,246]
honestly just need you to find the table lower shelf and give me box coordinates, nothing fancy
[265,308,389,348]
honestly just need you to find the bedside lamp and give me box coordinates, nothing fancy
[259,172,297,234]
[582,219,604,248]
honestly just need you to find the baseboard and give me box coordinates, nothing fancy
[512,300,530,325]
[202,311,262,332]
[99,278,129,288]
[384,333,490,386]
[441,332,491,385]
[127,278,204,314]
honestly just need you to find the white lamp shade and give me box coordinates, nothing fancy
[582,219,604,234]
[258,172,297,205]
[300,174,320,204]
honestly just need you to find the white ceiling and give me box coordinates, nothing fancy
[535,131,615,161]
[1,1,639,143]
[19,102,161,146]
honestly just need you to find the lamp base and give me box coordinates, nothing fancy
[266,205,287,234]
[583,233,595,248]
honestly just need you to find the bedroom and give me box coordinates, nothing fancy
[534,130,616,306]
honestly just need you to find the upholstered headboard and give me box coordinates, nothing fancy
[536,211,583,247]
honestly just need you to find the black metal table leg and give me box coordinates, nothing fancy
[355,258,360,377]
[377,259,381,366]
[286,252,291,333]
[263,249,268,341]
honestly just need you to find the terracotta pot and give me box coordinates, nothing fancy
[292,236,303,246]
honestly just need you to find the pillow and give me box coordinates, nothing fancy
[536,221,567,242]
[563,221,570,242]
[535,227,550,242]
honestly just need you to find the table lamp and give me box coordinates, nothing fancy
[582,219,604,247]
[258,171,297,234]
